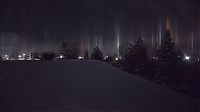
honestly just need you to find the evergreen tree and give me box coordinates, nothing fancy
[0,55,2,60]
[84,49,89,59]
[105,56,114,63]
[154,30,178,82]
[41,52,56,61]
[125,35,149,73]
[59,42,78,59]
[59,42,70,57]
[124,43,134,65]
[91,47,104,60]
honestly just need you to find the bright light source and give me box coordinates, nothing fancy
[22,53,26,56]
[184,55,190,61]
[115,57,119,61]
[18,55,25,60]
[78,56,84,60]
[18,55,22,58]
[59,55,64,59]
[3,55,9,60]
[104,56,109,60]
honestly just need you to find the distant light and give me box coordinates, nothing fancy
[22,53,26,56]
[104,56,109,60]
[18,55,22,58]
[153,56,158,60]
[115,57,119,61]
[34,58,40,60]
[59,55,64,59]
[184,55,190,61]
[18,55,24,60]
[78,56,84,60]
[4,54,9,60]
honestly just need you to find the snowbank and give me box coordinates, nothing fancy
[0,60,199,111]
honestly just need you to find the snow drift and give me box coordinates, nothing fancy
[0,60,199,111]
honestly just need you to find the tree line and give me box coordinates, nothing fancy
[0,30,199,98]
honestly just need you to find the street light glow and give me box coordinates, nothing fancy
[104,56,109,60]
[18,55,22,58]
[59,55,64,59]
[184,55,190,61]
[78,56,84,60]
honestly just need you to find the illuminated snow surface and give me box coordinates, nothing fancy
[0,60,199,111]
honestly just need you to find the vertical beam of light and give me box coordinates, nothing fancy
[87,37,90,52]
[175,19,179,50]
[98,36,102,50]
[151,24,155,53]
[2,32,6,54]
[98,37,100,48]
[141,24,145,43]
[115,20,120,58]
[2,32,5,54]
[166,17,171,31]
[156,25,159,48]
[191,32,194,54]
[80,36,84,56]
[158,18,162,47]
[97,37,99,48]
[151,32,154,52]
[94,36,98,48]
[117,31,120,57]
[199,4,200,54]
[106,40,109,55]
[44,30,47,51]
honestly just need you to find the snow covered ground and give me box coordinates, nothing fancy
[0,60,199,111]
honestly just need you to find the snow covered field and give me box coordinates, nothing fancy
[0,60,199,111]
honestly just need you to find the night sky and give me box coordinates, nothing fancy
[0,0,199,55]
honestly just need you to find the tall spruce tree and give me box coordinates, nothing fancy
[125,35,148,72]
[124,43,133,65]
[84,49,89,59]
[155,30,178,81]
[91,47,103,60]
[59,42,78,59]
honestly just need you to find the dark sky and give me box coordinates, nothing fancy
[0,0,199,54]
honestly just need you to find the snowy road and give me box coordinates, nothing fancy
[0,60,199,111]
